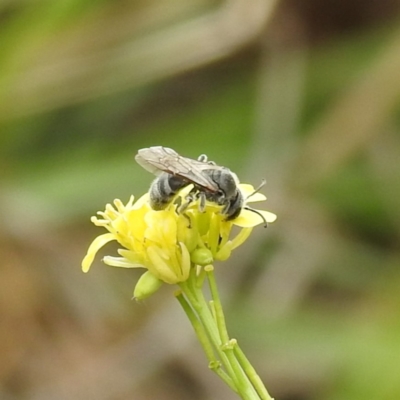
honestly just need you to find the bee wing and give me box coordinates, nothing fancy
[135,146,220,192]
[135,146,172,176]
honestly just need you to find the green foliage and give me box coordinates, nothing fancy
[1,2,400,399]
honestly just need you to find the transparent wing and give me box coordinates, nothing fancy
[135,146,172,176]
[135,146,220,192]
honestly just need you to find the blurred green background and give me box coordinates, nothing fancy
[1,0,400,399]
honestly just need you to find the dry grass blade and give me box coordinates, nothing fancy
[296,29,400,185]
[1,0,278,119]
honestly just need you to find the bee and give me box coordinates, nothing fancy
[135,146,267,226]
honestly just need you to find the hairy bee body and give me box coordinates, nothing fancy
[135,146,264,224]
[148,172,189,210]
[200,168,244,220]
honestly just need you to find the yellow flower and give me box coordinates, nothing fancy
[81,183,276,296]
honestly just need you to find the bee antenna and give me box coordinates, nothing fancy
[246,179,266,201]
[244,206,268,228]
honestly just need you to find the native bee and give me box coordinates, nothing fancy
[135,146,267,225]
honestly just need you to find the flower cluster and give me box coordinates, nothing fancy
[82,184,276,298]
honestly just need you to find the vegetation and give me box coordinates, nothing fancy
[1,1,400,399]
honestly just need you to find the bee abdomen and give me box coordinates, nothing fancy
[149,173,188,210]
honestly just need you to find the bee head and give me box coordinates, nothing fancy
[218,170,238,200]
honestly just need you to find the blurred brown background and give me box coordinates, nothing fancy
[1,0,400,399]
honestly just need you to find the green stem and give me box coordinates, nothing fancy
[175,289,215,363]
[175,290,236,391]
[205,266,260,399]
[205,265,229,343]
[178,266,273,400]
[223,345,257,400]
[234,344,274,400]
[179,279,237,383]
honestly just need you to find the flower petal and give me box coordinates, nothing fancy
[231,227,253,250]
[215,242,232,260]
[103,256,145,268]
[132,193,150,209]
[118,249,144,264]
[234,209,277,227]
[245,192,267,202]
[239,184,267,202]
[81,233,115,273]
[147,246,179,284]
[179,242,191,281]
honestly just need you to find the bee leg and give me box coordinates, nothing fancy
[221,202,230,215]
[173,196,182,212]
[198,191,207,212]
[197,154,208,162]
[182,213,192,228]
[197,154,216,165]
[178,199,190,214]
[178,190,197,214]
[172,197,192,227]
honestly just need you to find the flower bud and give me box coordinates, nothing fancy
[134,271,163,300]
[190,248,214,266]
